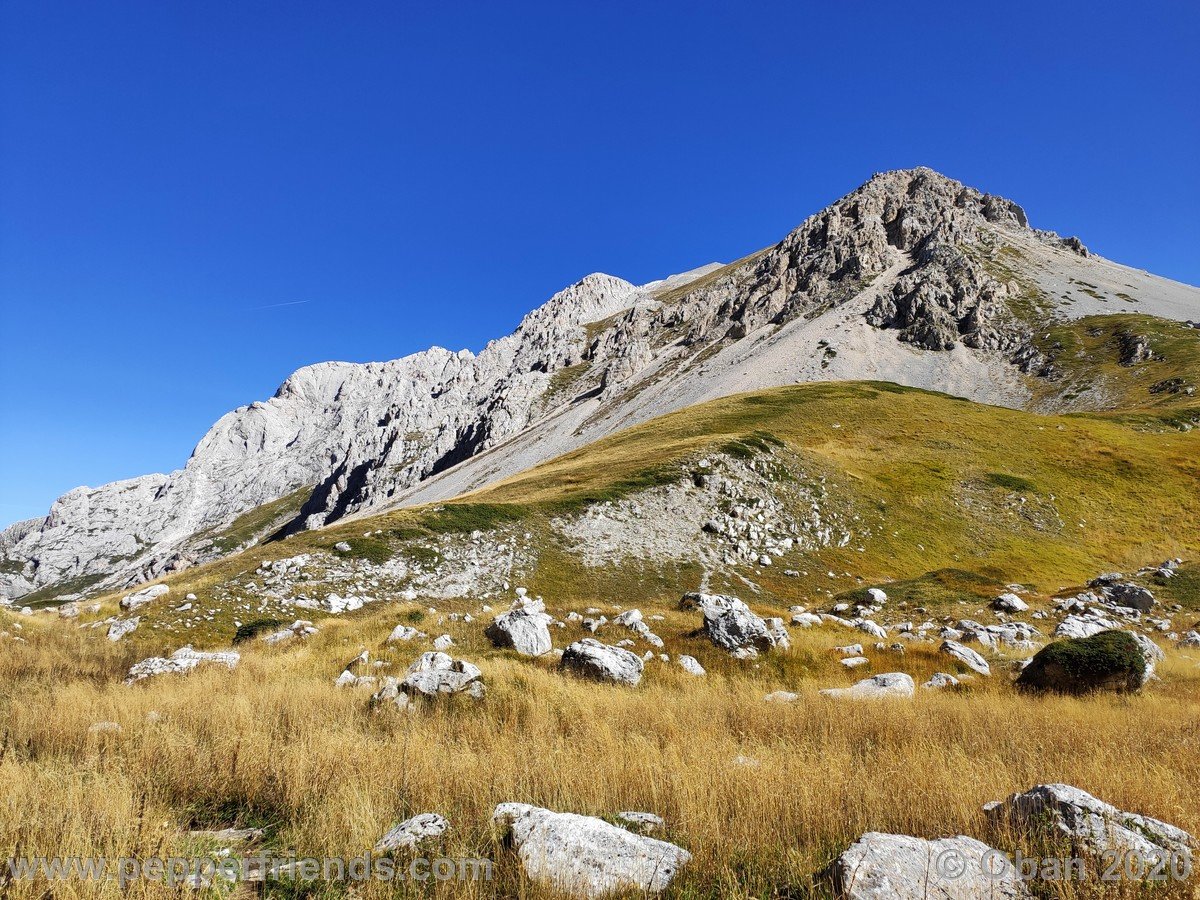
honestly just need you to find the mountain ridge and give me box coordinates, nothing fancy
[4,166,1199,604]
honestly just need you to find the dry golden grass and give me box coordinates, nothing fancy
[2,602,1198,899]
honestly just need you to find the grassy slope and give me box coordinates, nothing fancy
[57,378,1199,655]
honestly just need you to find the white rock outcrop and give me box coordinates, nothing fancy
[984,783,1193,868]
[820,673,914,700]
[560,639,644,686]
[125,647,240,683]
[492,803,690,897]
[827,832,1030,899]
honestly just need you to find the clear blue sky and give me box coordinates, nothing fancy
[1,1,1197,526]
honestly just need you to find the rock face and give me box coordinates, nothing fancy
[485,598,553,657]
[492,803,690,897]
[984,784,1193,868]
[5,167,1199,603]
[827,832,1030,899]
[560,639,644,686]
[1016,630,1147,694]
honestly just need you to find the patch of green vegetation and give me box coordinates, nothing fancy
[835,568,999,612]
[974,244,1053,325]
[985,472,1037,493]
[204,485,313,554]
[542,362,591,409]
[424,503,530,535]
[1152,563,1200,611]
[1031,314,1200,415]
[333,537,394,565]
[232,618,285,645]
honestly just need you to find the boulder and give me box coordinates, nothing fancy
[485,598,553,657]
[695,595,788,658]
[120,584,169,611]
[923,672,961,690]
[984,784,1193,869]
[866,588,888,605]
[492,803,690,897]
[401,652,483,697]
[374,813,450,854]
[939,640,990,676]
[107,617,140,642]
[1126,631,1164,680]
[1016,630,1147,694]
[820,673,914,700]
[125,647,239,683]
[677,655,706,676]
[387,624,425,643]
[560,639,643,686]
[992,593,1029,613]
[1092,579,1156,611]
[1054,613,1120,640]
[791,612,822,627]
[826,832,1029,899]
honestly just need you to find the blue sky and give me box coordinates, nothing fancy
[1,1,1197,526]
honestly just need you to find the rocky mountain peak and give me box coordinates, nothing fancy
[3,167,1196,605]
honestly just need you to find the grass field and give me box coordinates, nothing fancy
[2,605,1198,899]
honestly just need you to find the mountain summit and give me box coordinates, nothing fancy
[3,167,1198,604]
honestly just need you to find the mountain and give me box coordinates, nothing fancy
[3,166,1199,605]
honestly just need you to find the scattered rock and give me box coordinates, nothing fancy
[387,624,425,643]
[984,783,1194,868]
[677,655,706,676]
[402,652,484,698]
[820,673,914,700]
[126,647,239,683]
[107,617,140,641]
[826,832,1030,899]
[560,639,643,686]
[373,813,450,854]
[688,593,788,658]
[992,592,1029,613]
[939,639,990,676]
[922,672,960,690]
[120,584,169,611]
[492,803,690,897]
[485,597,554,657]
